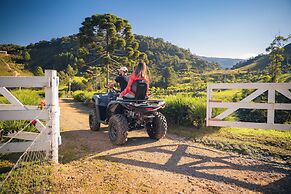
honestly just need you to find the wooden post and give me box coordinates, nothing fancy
[45,70,60,163]
[206,84,212,126]
[267,89,275,124]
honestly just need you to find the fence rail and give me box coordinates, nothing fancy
[0,70,61,162]
[206,83,291,130]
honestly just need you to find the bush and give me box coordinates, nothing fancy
[72,91,88,102]
[70,80,87,91]
[72,90,96,102]
[161,95,207,128]
[58,90,66,98]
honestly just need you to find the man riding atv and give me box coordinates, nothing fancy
[89,61,168,145]
[107,66,129,92]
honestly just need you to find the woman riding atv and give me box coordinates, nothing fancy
[89,61,168,145]
[120,61,149,98]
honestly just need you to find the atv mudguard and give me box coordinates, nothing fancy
[106,101,125,122]
[91,94,108,123]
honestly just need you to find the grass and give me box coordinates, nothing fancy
[0,160,52,193]
[169,125,291,164]
[0,89,42,133]
[212,89,242,102]
[237,62,257,71]
[0,56,33,76]
[0,89,42,105]
[162,95,207,128]
[0,88,52,192]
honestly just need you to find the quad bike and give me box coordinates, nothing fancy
[89,81,168,145]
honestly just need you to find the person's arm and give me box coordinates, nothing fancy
[107,76,121,88]
[120,73,135,96]
[107,80,116,88]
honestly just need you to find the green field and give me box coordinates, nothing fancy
[169,126,291,164]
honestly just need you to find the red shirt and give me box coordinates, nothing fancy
[120,73,149,97]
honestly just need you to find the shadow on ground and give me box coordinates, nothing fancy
[59,98,291,193]
[94,143,291,194]
[59,128,156,163]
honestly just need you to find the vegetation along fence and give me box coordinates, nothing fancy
[206,83,291,130]
[0,70,61,162]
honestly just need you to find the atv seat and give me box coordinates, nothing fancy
[120,80,148,101]
[133,81,148,100]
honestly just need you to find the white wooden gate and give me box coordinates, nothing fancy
[0,70,61,163]
[206,83,291,130]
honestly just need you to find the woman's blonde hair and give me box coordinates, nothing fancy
[134,61,149,81]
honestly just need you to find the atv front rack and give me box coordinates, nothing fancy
[116,98,165,107]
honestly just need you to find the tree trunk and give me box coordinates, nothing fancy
[106,33,110,92]
[106,63,109,92]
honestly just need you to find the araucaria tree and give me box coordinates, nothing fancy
[162,67,177,88]
[78,13,147,85]
[266,35,290,82]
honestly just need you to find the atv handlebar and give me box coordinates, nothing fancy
[105,86,120,93]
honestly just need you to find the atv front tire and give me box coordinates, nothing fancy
[108,114,128,145]
[146,112,167,140]
[89,109,101,131]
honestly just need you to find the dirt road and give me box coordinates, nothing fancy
[53,99,291,193]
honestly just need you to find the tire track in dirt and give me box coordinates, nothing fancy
[53,98,291,194]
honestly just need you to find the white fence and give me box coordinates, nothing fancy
[0,70,61,163]
[206,83,291,130]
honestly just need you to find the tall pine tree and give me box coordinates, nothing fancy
[78,14,147,86]
[266,35,289,82]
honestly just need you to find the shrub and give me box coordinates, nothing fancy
[161,95,207,128]
[70,80,87,91]
[72,90,96,102]
[72,91,87,102]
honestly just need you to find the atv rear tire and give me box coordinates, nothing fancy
[108,114,128,145]
[89,109,101,131]
[146,112,167,140]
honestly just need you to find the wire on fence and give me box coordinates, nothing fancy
[0,107,52,193]
[0,108,46,152]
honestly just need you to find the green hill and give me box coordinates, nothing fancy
[232,43,291,71]
[0,34,219,76]
[0,54,32,76]
[135,35,220,72]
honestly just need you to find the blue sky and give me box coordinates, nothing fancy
[0,0,290,59]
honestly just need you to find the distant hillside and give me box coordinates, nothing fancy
[0,54,32,76]
[202,56,243,69]
[232,43,291,71]
[135,35,220,72]
[0,34,219,76]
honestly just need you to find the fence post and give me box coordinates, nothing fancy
[206,84,212,126]
[45,70,60,163]
[267,89,275,124]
